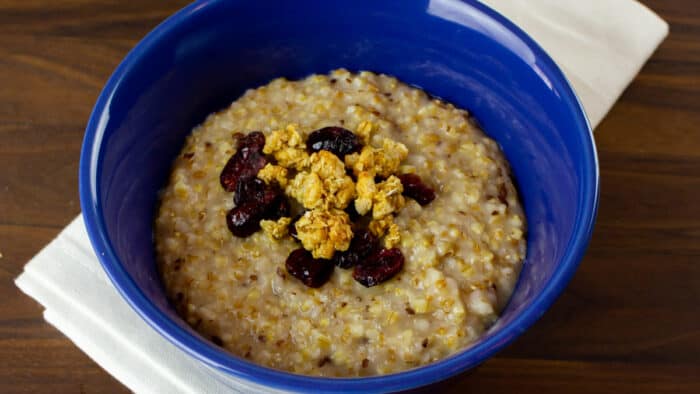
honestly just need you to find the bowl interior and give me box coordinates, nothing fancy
[80,0,596,391]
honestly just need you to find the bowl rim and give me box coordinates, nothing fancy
[79,0,599,392]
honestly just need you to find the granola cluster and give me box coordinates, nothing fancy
[261,121,416,259]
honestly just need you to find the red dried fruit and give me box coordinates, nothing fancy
[236,131,265,151]
[234,177,267,205]
[226,201,266,237]
[257,185,289,221]
[274,196,291,218]
[333,229,380,269]
[306,126,362,159]
[397,173,436,205]
[235,176,289,215]
[353,248,404,287]
[220,132,268,192]
[227,180,289,237]
[285,248,334,288]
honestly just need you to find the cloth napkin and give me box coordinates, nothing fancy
[15,1,668,393]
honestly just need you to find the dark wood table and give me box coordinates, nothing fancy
[1,1,698,392]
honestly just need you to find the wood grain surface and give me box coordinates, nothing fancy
[1,1,698,393]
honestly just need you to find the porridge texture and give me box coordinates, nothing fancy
[155,69,526,376]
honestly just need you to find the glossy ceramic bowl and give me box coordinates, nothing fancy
[79,0,598,392]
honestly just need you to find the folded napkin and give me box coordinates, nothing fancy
[479,0,668,127]
[15,1,668,393]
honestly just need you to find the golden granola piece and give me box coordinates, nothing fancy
[344,151,359,170]
[288,151,356,210]
[369,216,392,237]
[345,138,408,178]
[372,175,405,219]
[263,124,303,152]
[295,210,353,259]
[344,146,373,175]
[355,120,376,144]
[323,175,356,210]
[308,150,346,180]
[355,171,376,215]
[369,216,401,248]
[287,172,324,209]
[257,163,289,188]
[260,217,292,240]
[276,148,309,170]
[384,222,401,248]
[263,124,309,169]
[375,138,409,177]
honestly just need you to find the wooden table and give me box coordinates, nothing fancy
[1,1,698,392]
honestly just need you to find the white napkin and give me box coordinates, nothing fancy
[479,0,668,127]
[15,1,668,393]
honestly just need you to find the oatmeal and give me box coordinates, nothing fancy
[155,69,526,376]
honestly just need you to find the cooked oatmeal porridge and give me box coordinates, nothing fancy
[154,69,526,376]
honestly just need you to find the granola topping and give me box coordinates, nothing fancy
[219,123,432,287]
[263,124,309,170]
[294,209,353,259]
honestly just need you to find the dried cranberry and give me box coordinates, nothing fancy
[285,248,334,288]
[227,181,289,237]
[234,177,267,205]
[226,202,265,237]
[397,173,436,205]
[259,186,288,221]
[306,126,361,159]
[237,131,265,151]
[353,248,404,287]
[220,132,268,192]
[235,177,289,218]
[333,229,379,269]
[273,196,291,218]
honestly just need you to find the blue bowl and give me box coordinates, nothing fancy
[79,0,598,392]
